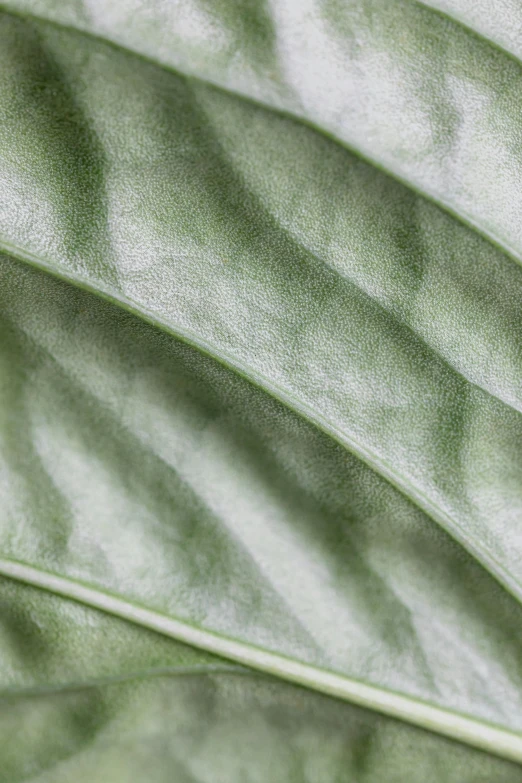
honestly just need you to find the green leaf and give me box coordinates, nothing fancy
[0,1,521,778]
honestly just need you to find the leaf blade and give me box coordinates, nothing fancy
[1,1,522,774]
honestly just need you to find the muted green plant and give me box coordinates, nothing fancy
[1,1,522,780]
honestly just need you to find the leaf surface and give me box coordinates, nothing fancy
[4,580,521,783]
[1,0,522,777]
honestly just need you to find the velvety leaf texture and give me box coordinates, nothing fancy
[0,0,521,779]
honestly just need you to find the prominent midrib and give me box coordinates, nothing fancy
[1,2,522,273]
[4,237,522,614]
[1,556,521,763]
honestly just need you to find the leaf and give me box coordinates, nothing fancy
[3,584,520,783]
[0,0,521,778]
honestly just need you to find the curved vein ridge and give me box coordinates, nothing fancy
[413,0,522,69]
[0,664,247,699]
[7,313,326,659]
[0,4,521,272]
[2,240,522,613]
[0,556,521,763]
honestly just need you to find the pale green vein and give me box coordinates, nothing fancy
[193,87,522,418]
[7,314,325,656]
[413,0,522,69]
[0,4,521,273]
[3,237,521,622]
[0,556,521,763]
[0,664,247,700]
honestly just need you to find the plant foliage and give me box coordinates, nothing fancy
[1,1,522,779]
